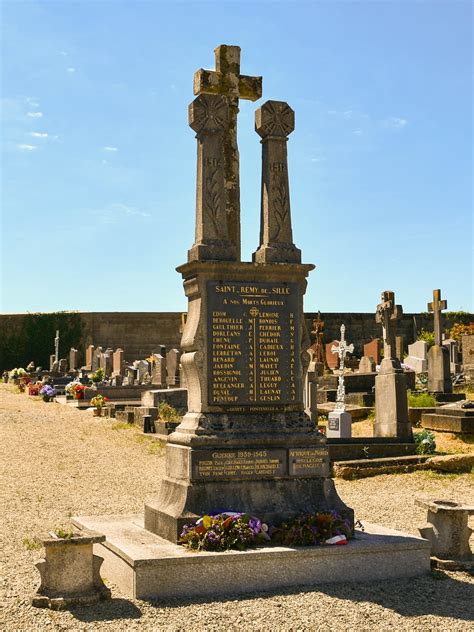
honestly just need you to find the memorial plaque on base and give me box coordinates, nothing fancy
[207,280,300,409]
[192,448,286,480]
[288,448,327,477]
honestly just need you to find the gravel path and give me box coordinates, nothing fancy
[1,384,473,631]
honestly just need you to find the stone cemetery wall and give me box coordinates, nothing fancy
[1,310,472,370]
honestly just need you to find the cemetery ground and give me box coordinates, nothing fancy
[1,384,473,632]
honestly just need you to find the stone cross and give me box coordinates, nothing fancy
[194,45,262,261]
[376,290,403,362]
[253,100,301,264]
[188,94,235,262]
[331,324,354,412]
[54,330,59,362]
[428,289,447,347]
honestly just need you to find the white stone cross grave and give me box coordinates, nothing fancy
[331,324,354,412]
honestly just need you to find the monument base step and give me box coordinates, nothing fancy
[421,414,474,433]
[72,515,431,601]
[327,440,416,461]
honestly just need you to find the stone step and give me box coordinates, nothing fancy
[421,413,474,433]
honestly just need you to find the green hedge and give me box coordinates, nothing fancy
[0,312,83,371]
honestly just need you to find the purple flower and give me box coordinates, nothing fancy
[248,517,261,534]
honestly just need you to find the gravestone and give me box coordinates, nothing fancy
[327,324,353,439]
[304,360,318,423]
[136,360,149,384]
[405,340,428,373]
[100,349,113,377]
[326,341,339,370]
[85,345,95,371]
[49,354,56,372]
[363,339,381,365]
[396,335,405,362]
[125,367,136,386]
[92,347,102,371]
[307,312,327,373]
[166,348,182,387]
[442,339,461,374]
[151,353,166,387]
[58,359,67,373]
[69,348,78,371]
[358,356,375,373]
[374,291,411,439]
[144,52,351,543]
[461,335,474,380]
[112,348,124,376]
[427,290,451,393]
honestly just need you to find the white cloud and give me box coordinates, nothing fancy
[67,67,76,73]
[92,202,151,224]
[27,111,43,118]
[386,116,407,129]
[60,51,68,56]
[353,129,363,136]
[103,146,118,152]
[26,98,40,108]
[30,132,48,138]
[310,156,326,163]
[17,144,37,151]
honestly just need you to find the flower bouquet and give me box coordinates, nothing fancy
[271,510,352,547]
[40,385,56,402]
[9,368,27,384]
[179,512,270,552]
[90,368,105,384]
[66,381,86,400]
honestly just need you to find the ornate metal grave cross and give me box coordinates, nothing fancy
[376,290,402,362]
[331,324,354,412]
[428,289,447,347]
[194,45,262,260]
[54,329,60,362]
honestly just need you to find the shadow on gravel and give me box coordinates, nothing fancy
[70,598,142,622]
[144,572,474,622]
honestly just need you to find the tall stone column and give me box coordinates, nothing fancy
[187,94,236,262]
[253,100,301,264]
[374,290,411,439]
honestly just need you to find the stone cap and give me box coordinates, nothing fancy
[37,529,106,546]
[415,497,474,514]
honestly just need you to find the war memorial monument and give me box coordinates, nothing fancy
[74,45,430,599]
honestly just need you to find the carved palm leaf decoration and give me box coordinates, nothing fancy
[270,181,289,241]
[204,168,226,239]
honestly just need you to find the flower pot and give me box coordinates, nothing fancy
[31,530,110,609]
[93,408,102,417]
[42,395,51,403]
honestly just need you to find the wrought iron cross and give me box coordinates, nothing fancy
[331,324,354,412]
[428,289,447,347]
[376,290,402,362]
[194,45,262,260]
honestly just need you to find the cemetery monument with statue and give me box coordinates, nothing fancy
[74,44,430,599]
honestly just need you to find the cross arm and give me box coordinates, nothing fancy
[194,69,221,96]
[238,75,262,101]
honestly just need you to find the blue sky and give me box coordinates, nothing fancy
[1,0,472,314]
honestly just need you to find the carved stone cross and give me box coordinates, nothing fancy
[252,100,301,263]
[188,94,235,262]
[194,45,262,261]
[428,289,447,347]
[331,324,354,412]
[376,290,403,362]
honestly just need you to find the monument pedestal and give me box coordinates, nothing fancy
[374,359,412,439]
[144,261,352,542]
[326,411,352,439]
[72,514,431,601]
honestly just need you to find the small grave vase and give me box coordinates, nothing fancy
[93,408,102,417]
[31,529,111,610]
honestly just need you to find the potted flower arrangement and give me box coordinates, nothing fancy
[8,368,27,385]
[28,383,40,396]
[66,381,86,400]
[90,368,105,384]
[40,385,56,402]
[90,394,108,416]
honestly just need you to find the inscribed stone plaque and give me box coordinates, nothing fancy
[207,280,300,409]
[191,448,287,480]
[288,448,327,477]
[328,416,340,431]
